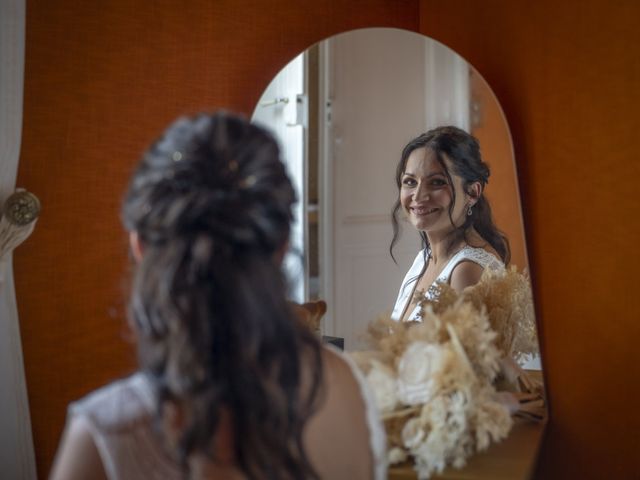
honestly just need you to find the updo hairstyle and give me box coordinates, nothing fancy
[122,112,323,479]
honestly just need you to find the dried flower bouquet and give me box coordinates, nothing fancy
[350,267,542,479]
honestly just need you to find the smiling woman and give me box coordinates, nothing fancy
[391,126,510,323]
[252,28,546,476]
[252,28,529,351]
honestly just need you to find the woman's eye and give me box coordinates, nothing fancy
[402,178,417,187]
[430,178,447,186]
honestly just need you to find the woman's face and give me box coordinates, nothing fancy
[400,147,471,237]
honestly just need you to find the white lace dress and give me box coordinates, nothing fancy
[391,246,504,322]
[68,346,387,480]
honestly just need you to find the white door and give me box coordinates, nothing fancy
[322,29,470,350]
[252,54,307,302]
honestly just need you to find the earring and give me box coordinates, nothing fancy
[467,206,473,216]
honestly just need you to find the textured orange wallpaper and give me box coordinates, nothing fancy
[419,0,640,478]
[17,0,640,478]
[16,1,419,476]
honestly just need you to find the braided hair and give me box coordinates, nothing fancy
[390,126,510,264]
[122,112,323,479]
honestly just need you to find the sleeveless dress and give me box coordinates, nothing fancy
[68,346,387,480]
[391,246,504,322]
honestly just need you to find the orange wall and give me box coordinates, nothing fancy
[15,0,640,478]
[420,0,640,478]
[15,0,418,476]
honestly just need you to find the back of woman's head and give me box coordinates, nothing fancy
[122,112,322,479]
[391,126,510,264]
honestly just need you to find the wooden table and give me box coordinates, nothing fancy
[388,417,546,479]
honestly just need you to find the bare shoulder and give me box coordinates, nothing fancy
[304,347,375,479]
[50,415,107,480]
[321,347,358,386]
[318,346,369,411]
[450,260,485,292]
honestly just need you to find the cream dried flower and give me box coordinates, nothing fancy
[472,391,513,451]
[397,342,451,405]
[366,359,399,413]
[401,417,426,449]
[388,447,408,465]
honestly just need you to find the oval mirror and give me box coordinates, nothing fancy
[251,28,538,371]
[257,26,546,479]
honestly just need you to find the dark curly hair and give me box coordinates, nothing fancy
[122,112,323,479]
[390,126,510,265]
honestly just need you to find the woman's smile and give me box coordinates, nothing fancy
[409,205,439,216]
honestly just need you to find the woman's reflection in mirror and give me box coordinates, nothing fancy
[50,112,385,480]
[390,126,510,323]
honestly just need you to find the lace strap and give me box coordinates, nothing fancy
[436,246,503,283]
